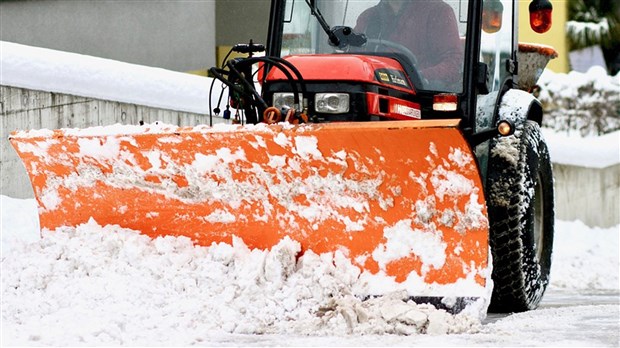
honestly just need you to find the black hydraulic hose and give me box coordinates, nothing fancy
[228,57,300,107]
[208,67,248,97]
[208,78,228,127]
[263,56,307,95]
[212,62,273,123]
[209,66,259,124]
[212,61,287,107]
[209,55,308,123]
[258,58,301,106]
[241,56,306,92]
[225,61,269,110]
[220,47,235,68]
[208,77,216,126]
[208,46,236,126]
[237,56,306,106]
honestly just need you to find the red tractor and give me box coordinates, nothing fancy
[11,0,557,314]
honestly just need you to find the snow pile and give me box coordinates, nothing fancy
[549,220,619,290]
[1,218,481,346]
[542,128,619,168]
[537,66,620,136]
[2,195,619,346]
[0,196,40,255]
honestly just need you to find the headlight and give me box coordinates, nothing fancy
[273,93,302,109]
[315,93,350,114]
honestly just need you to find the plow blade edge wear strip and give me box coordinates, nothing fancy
[10,120,490,299]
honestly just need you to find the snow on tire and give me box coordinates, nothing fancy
[486,120,554,313]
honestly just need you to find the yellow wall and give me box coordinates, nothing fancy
[518,0,569,72]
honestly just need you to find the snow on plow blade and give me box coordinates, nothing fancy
[10,120,490,302]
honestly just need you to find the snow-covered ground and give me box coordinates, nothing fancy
[1,196,618,346]
[1,41,619,346]
[2,126,619,346]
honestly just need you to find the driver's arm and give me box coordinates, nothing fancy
[354,6,377,35]
[419,3,463,88]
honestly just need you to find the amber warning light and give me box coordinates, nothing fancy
[482,0,503,34]
[529,0,553,33]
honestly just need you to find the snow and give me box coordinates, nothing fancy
[2,196,618,346]
[538,66,618,100]
[550,220,619,290]
[372,219,447,272]
[566,18,611,43]
[0,41,220,115]
[542,128,620,168]
[1,208,484,343]
[537,66,620,137]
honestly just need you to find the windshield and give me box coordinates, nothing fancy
[282,0,470,92]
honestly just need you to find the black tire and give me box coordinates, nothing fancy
[486,120,555,313]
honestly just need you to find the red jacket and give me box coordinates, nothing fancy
[355,0,464,91]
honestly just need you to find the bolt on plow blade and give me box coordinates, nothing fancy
[10,120,490,303]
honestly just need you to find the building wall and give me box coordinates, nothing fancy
[215,0,271,48]
[213,0,271,68]
[0,0,569,74]
[0,0,216,72]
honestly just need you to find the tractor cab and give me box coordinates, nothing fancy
[220,0,553,135]
[261,0,473,123]
[254,0,555,174]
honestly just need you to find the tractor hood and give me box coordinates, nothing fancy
[266,54,416,94]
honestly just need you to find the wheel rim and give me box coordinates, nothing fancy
[533,173,545,261]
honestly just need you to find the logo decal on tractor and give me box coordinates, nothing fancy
[378,71,390,83]
[375,69,411,89]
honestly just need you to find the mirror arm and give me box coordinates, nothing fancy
[304,0,340,46]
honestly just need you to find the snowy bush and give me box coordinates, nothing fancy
[536,66,620,136]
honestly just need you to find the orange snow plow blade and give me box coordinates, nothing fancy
[10,120,489,299]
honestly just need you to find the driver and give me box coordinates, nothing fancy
[354,0,463,90]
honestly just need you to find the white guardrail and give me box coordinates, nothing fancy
[1,85,227,198]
